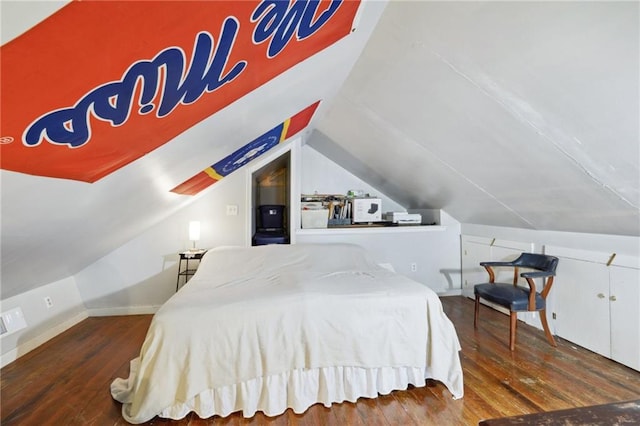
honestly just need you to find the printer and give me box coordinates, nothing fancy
[384,211,422,225]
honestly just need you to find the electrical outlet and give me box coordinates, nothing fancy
[226,205,238,216]
[410,262,417,272]
[44,296,53,308]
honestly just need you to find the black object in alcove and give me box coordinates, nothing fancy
[253,205,289,245]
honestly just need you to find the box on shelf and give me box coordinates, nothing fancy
[352,198,382,223]
[301,202,328,229]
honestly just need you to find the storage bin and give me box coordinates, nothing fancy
[328,218,351,227]
[301,209,328,228]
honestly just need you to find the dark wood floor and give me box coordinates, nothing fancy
[2,296,639,425]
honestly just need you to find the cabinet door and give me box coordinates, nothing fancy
[610,265,640,370]
[552,257,611,358]
[461,237,491,298]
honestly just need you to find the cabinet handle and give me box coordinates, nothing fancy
[610,295,617,302]
[597,293,606,299]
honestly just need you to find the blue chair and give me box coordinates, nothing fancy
[474,253,559,351]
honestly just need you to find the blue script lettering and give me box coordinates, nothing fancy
[24,17,246,148]
[252,0,343,58]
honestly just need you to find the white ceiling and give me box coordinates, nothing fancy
[1,1,638,299]
[315,0,639,235]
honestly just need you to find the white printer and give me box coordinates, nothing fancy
[383,211,422,225]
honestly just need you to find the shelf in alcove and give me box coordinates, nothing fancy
[295,224,446,235]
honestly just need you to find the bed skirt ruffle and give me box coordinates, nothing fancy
[113,358,462,423]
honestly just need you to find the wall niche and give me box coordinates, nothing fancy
[251,151,291,246]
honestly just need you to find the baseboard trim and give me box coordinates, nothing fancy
[87,305,160,317]
[1,310,89,368]
[1,306,160,368]
[438,289,463,297]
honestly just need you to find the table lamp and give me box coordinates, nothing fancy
[188,221,200,250]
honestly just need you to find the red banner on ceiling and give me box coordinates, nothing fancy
[0,0,360,183]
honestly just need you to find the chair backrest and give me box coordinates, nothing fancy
[257,205,285,230]
[512,253,559,274]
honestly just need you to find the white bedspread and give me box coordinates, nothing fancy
[111,243,463,423]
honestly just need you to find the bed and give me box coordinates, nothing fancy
[111,243,464,423]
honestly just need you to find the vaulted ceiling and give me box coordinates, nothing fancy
[1,1,638,299]
[314,0,639,235]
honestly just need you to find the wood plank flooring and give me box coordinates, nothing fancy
[2,296,639,425]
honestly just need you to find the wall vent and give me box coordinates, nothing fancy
[0,307,27,337]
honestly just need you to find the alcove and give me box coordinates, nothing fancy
[250,151,291,245]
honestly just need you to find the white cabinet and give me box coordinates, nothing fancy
[549,254,611,357]
[461,236,534,299]
[547,246,640,371]
[610,265,640,370]
[461,236,492,299]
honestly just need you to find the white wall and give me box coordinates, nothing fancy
[75,162,250,314]
[300,145,405,212]
[296,219,462,295]
[0,276,86,367]
[297,145,462,294]
[6,141,638,366]
[75,140,463,314]
[462,223,640,258]
[0,139,297,365]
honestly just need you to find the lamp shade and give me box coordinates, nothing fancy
[188,221,201,242]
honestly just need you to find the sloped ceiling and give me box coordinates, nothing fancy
[314,0,639,236]
[1,1,638,300]
[0,0,386,299]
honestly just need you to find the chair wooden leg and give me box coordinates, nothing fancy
[474,295,480,328]
[540,309,557,347]
[509,312,517,351]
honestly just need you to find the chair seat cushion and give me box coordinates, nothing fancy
[474,283,546,311]
[252,231,289,246]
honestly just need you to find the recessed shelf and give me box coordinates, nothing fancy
[295,225,446,235]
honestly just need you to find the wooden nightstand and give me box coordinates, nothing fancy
[176,249,207,291]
